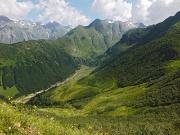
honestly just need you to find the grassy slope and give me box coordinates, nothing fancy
[56,26,106,59]
[26,65,180,134]
[0,103,94,135]
[2,102,180,135]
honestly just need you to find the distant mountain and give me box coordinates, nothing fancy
[0,15,144,47]
[88,19,145,46]
[57,19,145,60]
[0,16,70,44]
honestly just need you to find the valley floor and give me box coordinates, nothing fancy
[12,65,96,104]
[1,65,180,135]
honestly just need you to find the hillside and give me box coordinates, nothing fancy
[1,101,180,134]
[56,19,143,60]
[27,27,180,110]
[0,40,79,98]
[27,12,180,134]
[0,102,97,135]
[97,11,180,67]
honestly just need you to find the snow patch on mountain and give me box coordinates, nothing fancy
[0,16,70,44]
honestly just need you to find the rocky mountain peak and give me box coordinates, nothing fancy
[44,21,60,28]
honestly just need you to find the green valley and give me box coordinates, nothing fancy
[0,40,79,98]
[0,10,180,135]
[0,19,138,98]
[25,11,180,134]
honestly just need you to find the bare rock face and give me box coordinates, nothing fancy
[0,16,70,44]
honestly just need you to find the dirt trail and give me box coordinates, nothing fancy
[12,72,77,104]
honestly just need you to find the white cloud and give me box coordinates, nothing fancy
[0,0,34,20]
[132,0,180,25]
[91,0,132,21]
[91,0,180,25]
[0,0,90,27]
[145,0,180,25]
[37,0,90,26]
[131,0,152,24]
[0,0,179,26]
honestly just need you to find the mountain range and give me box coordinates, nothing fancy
[0,16,70,44]
[0,15,145,44]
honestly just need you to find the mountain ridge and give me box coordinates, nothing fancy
[0,15,145,45]
[0,16,70,44]
[58,19,144,60]
[95,11,180,70]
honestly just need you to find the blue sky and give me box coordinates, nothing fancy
[28,0,138,23]
[1,0,180,26]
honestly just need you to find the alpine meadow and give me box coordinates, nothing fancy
[0,2,180,135]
